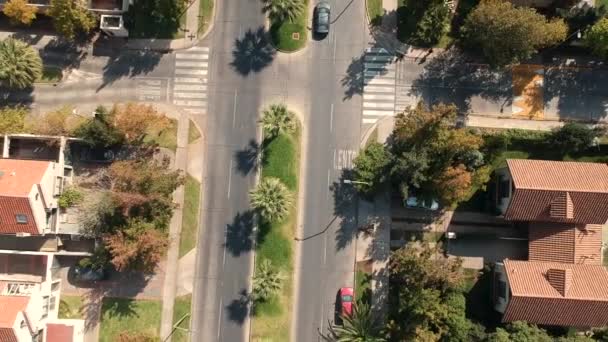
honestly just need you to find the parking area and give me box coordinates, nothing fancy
[446,236,528,269]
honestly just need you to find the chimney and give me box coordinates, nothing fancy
[550,192,574,220]
[546,268,572,297]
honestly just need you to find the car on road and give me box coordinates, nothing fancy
[314,1,331,35]
[73,258,108,282]
[339,287,354,316]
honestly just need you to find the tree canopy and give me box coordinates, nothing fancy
[352,142,392,197]
[585,17,608,59]
[461,0,567,67]
[0,38,42,89]
[0,106,27,134]
[2,0,37,26]
[48,0,96,40]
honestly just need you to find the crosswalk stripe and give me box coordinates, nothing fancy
[137,89,162,95]
[174,92,207,99]
[175,77,206,83]
[363,109,395,116]
[188,46,210,52]
[174,100,207,107]
[364,94,395,101]
[365,86,395,93]
[176,61,209,68]
[174,84,207,91]
[364,70,395,78]
[175,69,208,76]
[364,78,395,85]
[364,55,393,62]
[363,102,394,109]
[176,53,209,60]
[364,62,395,70]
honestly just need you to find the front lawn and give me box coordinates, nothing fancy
[145,118,178,151]
[172,294,192,342]
[124,0,186,39]
[180,175,201,257]
[269,0,308,52]
[251,126,301,341]
[99,298,162,342]
[198,0,214,34]
[367,0,384,26]
[58,295,84,319]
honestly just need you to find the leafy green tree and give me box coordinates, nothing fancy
[261,0,305,22]
[323,302,385,342]
[251,259,283,302]
[390,150,429,198]
[48,0,96,41]
[0,38,42,89]
[58,187,84,208]
[0,106,27,134]
[549,122,599,155]
[73,106,125,148]
[250,177,292,222]
[487,321,552,342]
[352,142,392,197]
[413,0,449,46]
[585,17,608,58]
[261,103,297,137]
[2,0,37,26]
[461,0,567,67]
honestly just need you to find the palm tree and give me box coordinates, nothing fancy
[260,103,297,137]
[323,302,385,342]
[250,177,292,222]
[251,259,283,302]
[261,0,305,23]
[0,38,42,89]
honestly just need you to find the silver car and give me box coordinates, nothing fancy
[314,1,331,35]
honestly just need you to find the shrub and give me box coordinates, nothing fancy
[58,188,84,208]
[2,0,37,26]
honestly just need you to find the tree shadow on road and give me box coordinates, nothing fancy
[226,289,251,325]
[231,27,276,76]
[98,49,163,91]
[332,169,359,251]
[225,211,255,257]
[234,139,269,176]
[341,40,393,101]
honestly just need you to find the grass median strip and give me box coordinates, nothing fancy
[180,174,201,258]
[251,125,300,341]
[172,294,192,342]
[367,0,383,26]
[269,0,308,52]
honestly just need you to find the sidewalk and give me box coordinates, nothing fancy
[159,112,190,341]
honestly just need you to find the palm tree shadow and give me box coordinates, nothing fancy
[224,211,255,256]
[231,27,276,76]
[226,289,251,324]
[234,138,270,176]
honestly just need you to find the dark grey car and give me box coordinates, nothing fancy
[314,1,331,35]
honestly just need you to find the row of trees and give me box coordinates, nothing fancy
[353,102,490,208]
[2,0,96,40]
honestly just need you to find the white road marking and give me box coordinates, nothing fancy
[232,90,238,128]
[174,84,207,91]
[364,77,395,85]
[137,88,162,95]
[175,77,204,83]
[189,46,210,52]
[176,61,209,68]
[227,159,233,198]
[364,55,393,62]
[173,100,207,107]
[364,70,395,78]
[363,118,379,124]
[175,69,208,76]
[217,297,223,340]
[364,62,395,70]
[363,94,395,101]
[363,102,395,109]
[176,53,209,60]
[329,103,334,133]
[173,92,207,99]
[364,85,395,93]
[363,109,395,116]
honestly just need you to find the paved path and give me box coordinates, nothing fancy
[159,112,190,341]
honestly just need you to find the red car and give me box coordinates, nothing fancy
[339,287,354,316]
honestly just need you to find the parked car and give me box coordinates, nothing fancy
[73,258,108,282]
[314,1,331,35]
[339,287,354,316]
[405,196,440,211]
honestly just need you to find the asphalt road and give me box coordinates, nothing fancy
[189,0,268,340]
[292,0,370,340]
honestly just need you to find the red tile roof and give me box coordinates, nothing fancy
[503,260,608,327]
[0,197,39,235]
[0,159,50,197]
[0,296,30,328]
[505,159,608,224]
[528,223,602,265]
[507,159,608,193]
[0,328,17,342]
[46,323,74,342]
